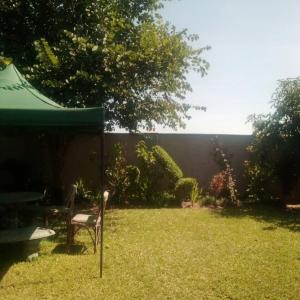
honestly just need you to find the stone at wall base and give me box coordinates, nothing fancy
[181,201,193,208]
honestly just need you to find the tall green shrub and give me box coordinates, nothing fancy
[136,141,184,205]
[136,141,159,205]
[152,145,183,187]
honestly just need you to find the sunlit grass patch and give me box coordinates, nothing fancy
[0,208,299,299]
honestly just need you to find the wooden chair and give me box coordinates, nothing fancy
[42,184,77,227]
[68,191,109,253]
[23,185,77,229]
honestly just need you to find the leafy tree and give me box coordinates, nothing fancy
[0,0,209,131]
[246,78,300,203]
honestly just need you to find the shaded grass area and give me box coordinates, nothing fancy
[0,208,299,299]
[214,204,300,232]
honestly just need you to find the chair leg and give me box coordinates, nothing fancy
[66,217,75,253]
[67,223,99,254]
[66,225,72,253]
[94,226,101,254]
[94,241,97,254]
[93,227,97,254]
[70,225,75,244]
[96,226,100,245]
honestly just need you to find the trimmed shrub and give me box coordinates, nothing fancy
[136,141,184,206]
[175,177,199,205]
[136,141,157,204]
[152,145,183,187]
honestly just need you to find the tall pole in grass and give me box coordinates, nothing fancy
[100,110,105,278]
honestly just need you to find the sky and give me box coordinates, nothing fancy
[155,0,300,134]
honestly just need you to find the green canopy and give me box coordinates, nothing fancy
[0,64,104,129]
[0,65,106,276]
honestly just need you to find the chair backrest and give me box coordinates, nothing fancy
[96,191,109,221]
[103,190,109,211]
[65,184,77,212]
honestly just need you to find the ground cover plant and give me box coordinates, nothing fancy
[1,207,299,299]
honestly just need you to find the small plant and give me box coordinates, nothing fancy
[209,171,227,197]
[200,194,230,207]
[175,177,199,205]
[200,195,219,207]
[106,143,141,205]
[74,179,94,204]
[210,140,240,207]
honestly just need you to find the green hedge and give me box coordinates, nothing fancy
[175,177,199,204]
[135,142,184,205]
[152,145,183,184]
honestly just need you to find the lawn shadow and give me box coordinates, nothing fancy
[51,243,87,255]
[104,210,125,231]
[212,204,300,233]
[0,211,119,283]
[0,244,24,283]
[1,272,101,290]
[0,259,14,283]
[48,211,119,255]
[0,262,14,283]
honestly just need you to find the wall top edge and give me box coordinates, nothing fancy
[106,132,253,137]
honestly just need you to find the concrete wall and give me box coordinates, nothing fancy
[0,133,252,193]
[62,133,252,193]
[6,133,300,202]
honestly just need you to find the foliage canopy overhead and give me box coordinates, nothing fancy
[0,0,209,131]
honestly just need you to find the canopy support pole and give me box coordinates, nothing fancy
[99,126,104,278]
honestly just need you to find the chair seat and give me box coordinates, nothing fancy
[71,213,100,225]
[67,190,109,254]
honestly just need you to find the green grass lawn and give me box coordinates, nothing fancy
[0,207,299,299]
